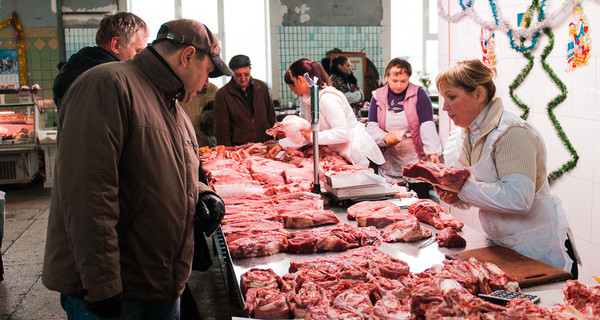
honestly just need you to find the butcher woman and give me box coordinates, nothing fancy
[433,59,579,276]
[269,59,384,168]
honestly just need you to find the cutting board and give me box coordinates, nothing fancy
[445,246,572,288]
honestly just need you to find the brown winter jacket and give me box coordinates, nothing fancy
[42,48,214,303]
[214,78,276,146]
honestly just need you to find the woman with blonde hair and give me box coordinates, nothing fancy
[434,59,578,275]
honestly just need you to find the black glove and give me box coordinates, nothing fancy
[195,193,225,236]
[85,293,122,318]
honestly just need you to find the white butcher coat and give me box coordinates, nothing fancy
[444,99,573,271]
[279,86,385,168]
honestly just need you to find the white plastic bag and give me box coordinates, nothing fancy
[281,115,310,145]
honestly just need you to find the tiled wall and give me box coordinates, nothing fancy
[438,0,600,286]
[0,28,60,109]
[277,26,384,107]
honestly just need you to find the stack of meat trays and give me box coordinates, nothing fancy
[324,170,401,200]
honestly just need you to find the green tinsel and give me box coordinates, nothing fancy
[506,0,578,183]
[539,28,579,182]
[508,52,534,120]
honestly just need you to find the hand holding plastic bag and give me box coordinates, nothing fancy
[281,115,311,145]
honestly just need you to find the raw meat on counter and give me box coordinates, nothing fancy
[408,199,464,230]
[280,209,340,228]
[436,227,466,248]
[245,287,290,319]
[552,280,600,318]
[286,223,381,254]
[240,268,283,295]
[227,231,288,258]
[346,201,414,228]
[381,217,432,243]
[402,161,470,186]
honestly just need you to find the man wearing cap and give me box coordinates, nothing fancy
[214,54,276,146]
[42,19,232,319]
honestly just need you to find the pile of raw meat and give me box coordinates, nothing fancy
[241,248,600,319]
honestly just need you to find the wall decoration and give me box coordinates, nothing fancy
[480,28,497,72]
[0,12,26,87]
[566,1,591,72]
[439,0,579,182]
[0,49,19,89]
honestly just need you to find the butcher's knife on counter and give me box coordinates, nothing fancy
[305,72,320,194]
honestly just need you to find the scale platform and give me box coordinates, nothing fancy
[324,170,402,200]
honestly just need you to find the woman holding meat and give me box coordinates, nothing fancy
[268,58,384,168]
[366,58,443,198]
[434,59,578,276]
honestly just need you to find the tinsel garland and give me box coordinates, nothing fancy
[540,28,578,182]
[509,0,540,118]
[0,12,27,86]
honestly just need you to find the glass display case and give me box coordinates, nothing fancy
[0,89,40,184]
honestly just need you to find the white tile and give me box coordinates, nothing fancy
[592,183,600,246]
[595,120,600,183]
[550,175,571,222]
[571,64,597,120]
[573,238,591,284]
[567,178,593,242]
[568,118,594,181]
[583,243,600,286]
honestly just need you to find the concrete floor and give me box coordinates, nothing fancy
[0,178,232,320]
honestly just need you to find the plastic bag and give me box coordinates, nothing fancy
[281,115,310,145]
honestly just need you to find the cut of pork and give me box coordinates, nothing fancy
[381,217,432,242]
[436,227,466,248]
[402,161,470,186]
[408,199,464,230]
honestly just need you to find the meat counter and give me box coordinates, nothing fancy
[215,199,500,317]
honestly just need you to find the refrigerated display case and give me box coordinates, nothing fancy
[0,89,40,184]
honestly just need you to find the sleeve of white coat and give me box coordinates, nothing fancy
[458,174,536,215]
[366,121,388,147]
[420,120,442,156]
[344,90,363,104]
[311,92,351,145]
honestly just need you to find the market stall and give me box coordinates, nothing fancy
[199,143,594,319]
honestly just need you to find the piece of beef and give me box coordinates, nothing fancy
[346,201,402,220]
[240,268,282,295]
[403,161,470,186]
[436,227,466,248]
[245,287,290,319]
[227,232,288,259]
[288,283,331,318]
[381,217,432,242]
[280,209,340,228]
[408,199,464,230]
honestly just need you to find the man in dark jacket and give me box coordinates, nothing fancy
[214,54,276,146]
[52,12,148,108]
[42,19,232,319]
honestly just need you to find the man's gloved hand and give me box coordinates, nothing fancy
[85,293,122,318]
[195,193,225,236]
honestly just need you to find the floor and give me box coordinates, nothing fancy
[0,178,233,320]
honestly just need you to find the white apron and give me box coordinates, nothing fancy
[444,112,573,271]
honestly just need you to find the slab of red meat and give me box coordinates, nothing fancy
[408,199,464,230]
[221,210,281,225]
[368,277,410,301]
[381,217,432,242]
[281,267,339,293]
[356,210,414,228]
[287,223,369,254]
[222,220,284,242]
[244,287,290,319]
[245,157,297,185]
[372,294,411,320]
[553,280,600,318]
[347,201,402,220]
[206,168,253,184]
[212,182,265,199]
[304,304,363,320]
[332,290,374,316]
[227,232,288,259]
[288,283,331,319]
[402,161,470,185]
[410,286,489,319]
[280,209,340,228]
[240,268,283,295]
[436,227,466,248]
[265,122,285,138]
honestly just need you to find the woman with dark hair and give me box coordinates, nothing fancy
[367,58,442,198]
[329,56,363,113]
[272,59,384,168]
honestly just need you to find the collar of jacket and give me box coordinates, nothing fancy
[232,77,254,92]
[133,46,185,101]
[459,97,504,166]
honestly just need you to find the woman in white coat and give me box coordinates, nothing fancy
[433,59,578,276]
[270,58,384,168]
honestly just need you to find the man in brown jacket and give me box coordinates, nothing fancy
[42,19,232,319]
[214,54,276,146]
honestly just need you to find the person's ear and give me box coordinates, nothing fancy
[475,85,487,104]
[180,46,196,68]
[109,36,121,56]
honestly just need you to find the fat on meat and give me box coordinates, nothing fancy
[381,217,432,243]
[240,268,283,295]
[281,115,311,144]
[408,199,464,230]
[280,209,340,228]
[244,287,290,319]
[227,232,288,259]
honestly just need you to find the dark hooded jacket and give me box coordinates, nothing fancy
[53,46,119,107]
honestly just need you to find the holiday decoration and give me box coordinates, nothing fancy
[0,12,26,86]
[480,28,497,72]
[566,1,591,71]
